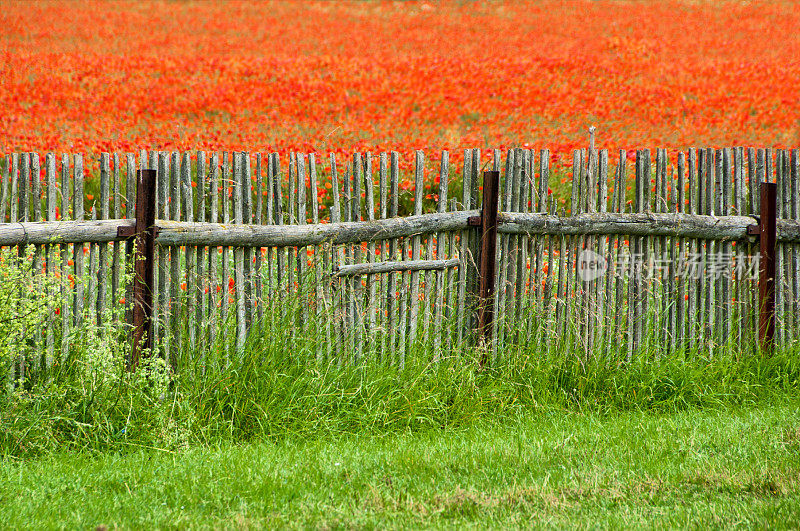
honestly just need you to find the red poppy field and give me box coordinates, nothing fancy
[2,0,800,162]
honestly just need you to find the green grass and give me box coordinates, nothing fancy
[1,402,799,528]
[2,259,799,526]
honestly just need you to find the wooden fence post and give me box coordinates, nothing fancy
[758,181,777,353]
[476,170,500,364]
[119,169,157,370]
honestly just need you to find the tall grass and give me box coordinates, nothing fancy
[2,272,798,459]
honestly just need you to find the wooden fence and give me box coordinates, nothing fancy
[1,147,799,378]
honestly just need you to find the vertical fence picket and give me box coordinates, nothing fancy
[95,153,109,328]
[351,153,363,361]
[594,149,608,355]
[208,153,220,354]
[296,153,307,327]
[220,153,231,355]
[433,150,449,359]
[498,149,513,349]
[308,153,326,362]
[195,151,207,356]
[674,152,686,351]
[363,153,377,358]
[456,149,472,348]
[0,155,9,222]
[341,160,354,360]
[242,153,253,331]
[233,153,247,356]
[378,153,390,360]
[111,154,121,315]
[254,153,263,325]
[329,153,343,362]
[180,152,195,353]
[409,151,424,348]
[612,151,627,354]
[775,150,785,348]
[72,155,84,327]
[748,148,761,350]
[790,150,799,342]
[44,153,56,369]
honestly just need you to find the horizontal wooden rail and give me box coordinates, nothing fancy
[332,258,460,277]
[155,211,476,247]
[499,212,800,242]
[1,211,800,248]
[0,219,134,245]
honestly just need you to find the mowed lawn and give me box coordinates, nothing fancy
[2,402,798,528]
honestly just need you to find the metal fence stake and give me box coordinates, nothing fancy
[477,170,500,365]
[118,169,157,370]
[758,181,777,353]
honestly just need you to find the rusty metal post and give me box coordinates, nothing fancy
[120,169,157,370]
[758,181,777,353]
[477,170,500,364]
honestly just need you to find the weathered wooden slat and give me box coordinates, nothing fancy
[28,153,43,369]
[334,258,460,277]
[456,149,472,348]
[685,149,698,349]
[194,151,207,356]
[363,152,377,355]
[59,154,72,361]
[654,148,668,356]
[272,153,286,300]
[296,153,307,326]
[155,152,169,359]
[254,153,263,324]
[44,153,56,369]
[378,152,390,360]
[775,150,784,347]
[537,150,554,342]
[265,153,275,299]
[9,154,19,226]
[308,153,325,362]
[594,149,608,355]
[747,148,760,350]
[341,161,354,360]
[701,148,714,352]
[2,209,798,249]
[612,151,627,352]
[96,153,110,327]
[0,155,10,223]
[220,153,231,351]
[408,151,424,347]
[387,152,401,361]
[242,152,253,330]
[630,150,644,355]
[287,154,296,298]
[180,152,196,351]
[674,152,686,351]
[208,152,220,352]
[169,152,183,361]
[72,155,85,326]
[791,149,799,341]
[497,149,515,348]
[433,150,449,359]
[351,153,363,361]
[329,153,343,361]
[512,149,527,346]
[111,154,121,314]
[233,152,247,355]
[87,206,98,335]
[780,150,793,344]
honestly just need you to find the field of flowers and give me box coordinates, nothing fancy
[2,0,800,165]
